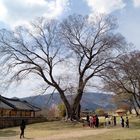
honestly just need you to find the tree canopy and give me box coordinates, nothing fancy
[102,51,140,115]
[0,14,127,120]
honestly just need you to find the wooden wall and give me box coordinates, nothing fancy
[0,109,34,117]
[0,117,47,129]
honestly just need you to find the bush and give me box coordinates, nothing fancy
[95,108,105,116]
[58,103,66,118]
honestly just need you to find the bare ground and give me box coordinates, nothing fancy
[0,128,111,140]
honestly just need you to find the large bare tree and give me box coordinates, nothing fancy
[0,14,126,120]
[58,14,126,119]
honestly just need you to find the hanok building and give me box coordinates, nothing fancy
[0,95,40,118]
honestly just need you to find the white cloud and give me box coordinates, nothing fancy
[0,0,69,28]
[85,0,126,14]
[43,0,69,19]
[24,0,46,5]
[0,1,7,19]
[133,0,140,7]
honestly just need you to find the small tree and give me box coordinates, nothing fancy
[58,103,66,118]
[111,93,133,114]
[47,104,59,119]
[95,108,105,116]
[101,51,140,115]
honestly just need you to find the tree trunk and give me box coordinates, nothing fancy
[55,84,83,121]
[63,100,81,121]
[71,104,81,121]
[77,104,81,119]
[128,109,132,114]
[56,87,73,120]
[133,104,139,116]
[133,94,140,109]
[70,90,83,120]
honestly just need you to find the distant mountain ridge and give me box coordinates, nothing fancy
[23,92,115,111]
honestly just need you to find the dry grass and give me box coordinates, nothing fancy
[0,116,139,140]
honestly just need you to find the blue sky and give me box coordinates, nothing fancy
[0,0,140,49]
[0,0,140,98]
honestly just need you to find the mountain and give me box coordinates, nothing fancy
[81,92,115,110]
[23,92,115,111]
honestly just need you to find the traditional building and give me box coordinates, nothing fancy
[0,96,40,117]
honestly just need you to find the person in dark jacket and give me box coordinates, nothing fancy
[20,120,26,139]
[113,116,116,126]
[125,116,129,128]
[86,114,90,126]
[120,116,124,127]
[95,115,99,128]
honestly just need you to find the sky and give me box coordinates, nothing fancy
[0,0,140,98]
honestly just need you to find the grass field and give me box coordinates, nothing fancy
[0,116,139,140]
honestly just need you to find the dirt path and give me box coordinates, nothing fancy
[37,128,110,140]
[0,128,112,140]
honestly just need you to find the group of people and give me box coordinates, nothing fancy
[84,114,129,128]
[20,115,129,138]
[105,115,129,128]
[86,115,99,128]
[105,115,116,127]
[120,116,129,128]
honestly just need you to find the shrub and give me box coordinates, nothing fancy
[58,103,66,118]
[95,108,105,116]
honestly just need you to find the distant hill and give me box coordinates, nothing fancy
[23,92,115,111]
[81,92,115,110]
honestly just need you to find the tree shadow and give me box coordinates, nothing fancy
[129,121,140,130]
[0,130,19,137]
[24,137,34,139]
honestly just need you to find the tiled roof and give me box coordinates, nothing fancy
[0,101,13,109]
[22,100,41,111]
[6,100,33,110]
[0,96,40,111]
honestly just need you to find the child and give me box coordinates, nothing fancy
[125,116,129,128]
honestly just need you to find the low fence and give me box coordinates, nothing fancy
[0,117,47,129]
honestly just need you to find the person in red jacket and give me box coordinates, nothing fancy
[92,115,96,128]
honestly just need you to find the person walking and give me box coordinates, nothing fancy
[95,115,99,128]
[105,115,108,127]
[20,119,26,139]
[113,116,116,126]
[92,115,96,128]
[125,116,129,128]
[89,116,93,128]
[86,114,90,126]
[120,116,124,127]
